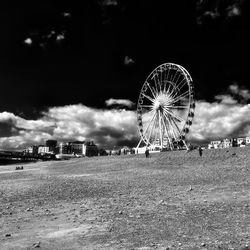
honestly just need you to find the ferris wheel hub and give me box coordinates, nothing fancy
[154,94,172,111]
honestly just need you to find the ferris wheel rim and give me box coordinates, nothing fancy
[136,62,195,149]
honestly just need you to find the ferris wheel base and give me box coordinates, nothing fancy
[135,137,188,153]
[134,146,161,154]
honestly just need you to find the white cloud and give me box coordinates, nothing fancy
[0,104,139,150]
[105,98,135,108]
[229,83,250,101]
[188,101,250,142]
[214,95,237,104]
[1,85,250,150]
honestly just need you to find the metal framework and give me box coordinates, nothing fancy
[136,63,195,150]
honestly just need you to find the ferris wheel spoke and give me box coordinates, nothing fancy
[157,74,162,93]
[171,90,190,104]
[166,67,170,81]
[165,114,178,139]
[166,83,176,98]
[143,111,157,137]
[163,108,185,123]
[146,81,157,98]
[169,112,185,124]
[158,111,163,147]
[169,84,178,98]
[162,116,173,149]
[163,65,167,84]
[162,112,177,139]
[168,116,181,138]
[169,115,183,137]
[161,115,170,141]
[170,68,179,85]
[142,93,155,103]
[147,112,157,144]
[166,83,172,95]
[153,70,162,93]
[141,109,155,121]
[163,81,167,93]
[159,69,162,91]
[174,77,187,95]
[168,113,182,134]
[173,71,182,87]
[152,75,160,94]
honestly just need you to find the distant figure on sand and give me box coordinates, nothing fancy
[198,146,203,157]
[145,148,150,158]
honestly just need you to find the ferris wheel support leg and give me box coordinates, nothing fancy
[183,140,188,150]
[136,137,144,151]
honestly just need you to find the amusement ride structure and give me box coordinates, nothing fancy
[136,63,195,151]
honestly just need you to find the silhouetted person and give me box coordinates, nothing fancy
[198,146,203,157]
[145,148,150,158]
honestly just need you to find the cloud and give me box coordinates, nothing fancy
[214,95,237,104]
[56,34,65,42]
[45,104,138,147]
[1,85,250,150]
[0,105,139,150]
[226,4,241,18]
[105,98,135,108]
[196,0,244,25]
[229,83,250,101]
[62,12,71,18]
[24,38,32,45]
[188,101,250,142]
[124,56,135,66]
[215,83,250,105]
[100,0,118,7]
[188,83,250,142]
[24,29,67,49]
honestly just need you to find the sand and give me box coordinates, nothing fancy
[1,147,250,249]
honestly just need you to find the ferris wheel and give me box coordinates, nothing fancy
[136,63,195,150]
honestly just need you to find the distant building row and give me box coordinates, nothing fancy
[24,140,98,157]
[208,137,250,149]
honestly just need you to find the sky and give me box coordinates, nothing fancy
[0,0,250,150]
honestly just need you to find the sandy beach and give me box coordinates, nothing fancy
[1,147,250,249]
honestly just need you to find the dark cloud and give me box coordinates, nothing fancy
[0,122,18,138]
[24,29,67,49]
[215,83,250,104]
[62,12,71,18]
[100,0,118,7]
[123,56,135,66]
[195,0,246,25]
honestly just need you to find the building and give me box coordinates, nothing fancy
[83,141,98,157]
[59,143,72,154]
[232,138,238,147]
[38,146,50,155]
[69,141,85,155]
[222,138,232,148]
[237,138,245,147]
[208,140,222,149]
[246,137,250,146]
[24,146,38,155]
[45,140,57,154]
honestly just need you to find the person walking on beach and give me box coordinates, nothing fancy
[198,146,203,157]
